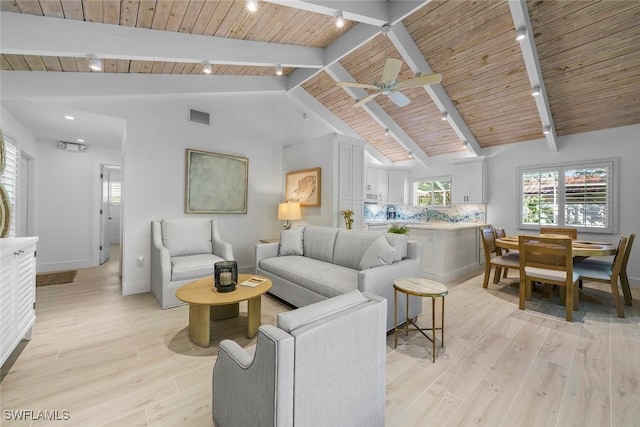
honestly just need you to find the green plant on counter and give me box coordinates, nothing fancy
[387,224,408,234]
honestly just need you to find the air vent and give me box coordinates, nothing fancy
[188,108,210,125]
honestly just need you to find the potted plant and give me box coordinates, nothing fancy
[340,209,354,229]
[387,224,408,234]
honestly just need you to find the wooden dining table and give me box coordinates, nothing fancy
[495,235,616,258]
[494,234,617,302]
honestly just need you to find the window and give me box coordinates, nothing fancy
[519,159,616,233]
[1,136,18,237]
[109,180,121,205]
[413,177,451,208]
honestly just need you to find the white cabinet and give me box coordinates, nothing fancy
[388,170,409,205]
[452,158,487,203]
[339,140,365,229]
[407,226,480,282]
[1,237,38,366]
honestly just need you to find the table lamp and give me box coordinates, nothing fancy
[278,201,301,230]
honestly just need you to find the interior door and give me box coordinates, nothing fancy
[99,168,111,264]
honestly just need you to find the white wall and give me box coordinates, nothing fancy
[411,124,640,286]
[64,93,332,295]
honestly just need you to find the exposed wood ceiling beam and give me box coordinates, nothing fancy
[388,22,482,156]
[326,62,429,168]
[288,86,392,166]
[508,0,557,152]
[0,72,285,98]
[0,12,324,68]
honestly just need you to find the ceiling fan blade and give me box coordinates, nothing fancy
[381,58,403,83]
[387,91,411,107]
[353,92,381,108]
[337,81,378,90]
[396,73,443,90]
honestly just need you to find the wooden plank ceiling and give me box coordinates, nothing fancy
[1,0,639,161]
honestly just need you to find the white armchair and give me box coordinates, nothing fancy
[212,290,386,427]
[151,218,234,309]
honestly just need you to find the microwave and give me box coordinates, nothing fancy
[365,193,380,203]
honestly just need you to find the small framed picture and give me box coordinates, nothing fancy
[286,167,321,207]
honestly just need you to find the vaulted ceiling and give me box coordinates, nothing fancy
[1,0,639,166]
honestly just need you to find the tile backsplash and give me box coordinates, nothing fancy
[364,204,486,223]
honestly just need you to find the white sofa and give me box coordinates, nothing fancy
[256,225,422,331]
[151,218,234,309]
[213,290,387,427]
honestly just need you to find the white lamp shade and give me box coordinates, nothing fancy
[278,202,301,221]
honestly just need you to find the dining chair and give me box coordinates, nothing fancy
[539,226,578,239]
[479,226,519,288]
[518,235,579,321]
[574,236,628,318]
[494,227,516,278]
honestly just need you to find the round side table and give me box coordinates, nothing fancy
[393,277,448,362]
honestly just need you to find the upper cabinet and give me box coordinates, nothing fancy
[452,158,487,204]
[365,166,409,205]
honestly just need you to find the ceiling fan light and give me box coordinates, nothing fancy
[246,0,258,12]
[441,112,448,121]
[543,125,551,135]
[87,55,102,72]
[202,61,212,74]
[531,85,541,96]
[275,64,283,76]
[515,27,527,41]
[335,11,345,28]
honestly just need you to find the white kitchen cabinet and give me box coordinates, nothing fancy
[452,158,487,203]
[338,140,365,229]
[367,223,391,233]
[407,226,481,282]
[1,237,38,366]
[388,170,409,205]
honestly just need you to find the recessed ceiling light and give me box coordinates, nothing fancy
[202,61,212,74]
[531,85,541,96]
[336,11,345,28]
[246,0,258,12]
[515,27,527,41]
[441,112,448,121]
[275,64,283,76]
[76,138,85,143]
[64,115,75,120]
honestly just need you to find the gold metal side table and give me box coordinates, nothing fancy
[393,277,448,362]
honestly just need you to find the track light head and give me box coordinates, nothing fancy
[516,27,527,41]
[531,85,541,96]
[441,112,448,121]
[543,125,551,135]
[87,55,102,72]
[384,128,390,136]
[408,151,413,158]
[275,64,283,76]
[462,140,468,147]
[202,61,212,74]
[336,11,345,28]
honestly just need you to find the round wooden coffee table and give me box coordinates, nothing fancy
[176,274,272,348]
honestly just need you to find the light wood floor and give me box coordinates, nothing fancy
[1,247,639,426]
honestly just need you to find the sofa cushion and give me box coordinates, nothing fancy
[303,227,339,263]
[171,253,225,281]
[259,256,358,299]
[359,236,396,270]
[332,230,380,270]
[277,290,369,333]
[162,218,213,257]
[279,227,304,256]
[384,233,409,262]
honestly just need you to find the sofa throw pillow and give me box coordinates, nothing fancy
[279,227,304,256]
[359,236,396,270]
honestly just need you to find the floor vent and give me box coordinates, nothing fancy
[188,108,210,125]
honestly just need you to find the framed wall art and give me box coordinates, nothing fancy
[286,167,321,207]
[185,149,248,214]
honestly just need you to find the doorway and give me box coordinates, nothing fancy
[99,165,122,266]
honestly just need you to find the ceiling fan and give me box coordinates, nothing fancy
[337,58,441,108]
